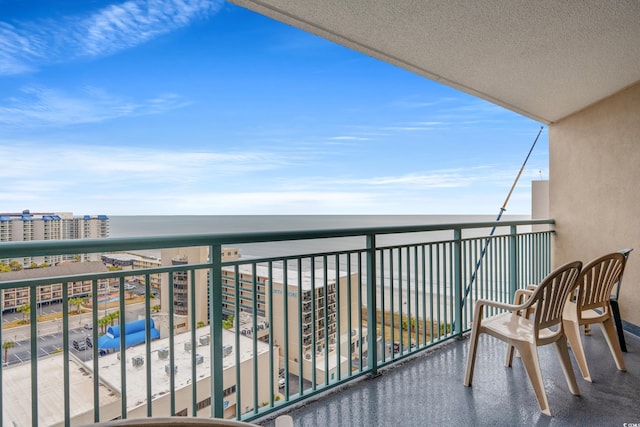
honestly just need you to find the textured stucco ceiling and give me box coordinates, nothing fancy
[231,0,640,124]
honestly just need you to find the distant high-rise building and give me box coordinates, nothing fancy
[0,209,109,266]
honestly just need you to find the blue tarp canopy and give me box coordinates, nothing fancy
[98,318,160,349]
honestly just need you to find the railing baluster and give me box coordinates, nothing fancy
[190,269,197,416]
[62,282,69,427]
[145,273,152,418]
[366,234,377,375]
[454,229,462,338]
[92,279,100,422]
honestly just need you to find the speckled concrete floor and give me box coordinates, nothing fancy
[257,327,640,427]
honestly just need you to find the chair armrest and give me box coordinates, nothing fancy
[514,289,534,304]
[475,298,523,313]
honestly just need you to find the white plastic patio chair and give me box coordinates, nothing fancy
[563,251,629,382]
[464,260,583,416]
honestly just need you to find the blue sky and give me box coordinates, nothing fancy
[0,0,547,216]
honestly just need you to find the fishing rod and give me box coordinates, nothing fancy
[461,125,544,307]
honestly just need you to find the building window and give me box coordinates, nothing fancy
[197,396,211,411]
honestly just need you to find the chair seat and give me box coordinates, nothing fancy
[482,312,558,343]
[563,303,609,323]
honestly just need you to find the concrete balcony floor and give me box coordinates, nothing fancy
[259,327,639,426]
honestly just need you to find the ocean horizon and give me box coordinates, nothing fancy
[108,214,530,259]
[108,214,530,237]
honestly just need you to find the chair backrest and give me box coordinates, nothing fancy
[529,260,582,333]
[611,248,633,301]
[575,252,627,312]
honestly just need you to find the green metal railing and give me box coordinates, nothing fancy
[0,219,553,426]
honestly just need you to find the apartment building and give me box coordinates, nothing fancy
[0,261,109,313]
[221,265,362,382]
[101,252,162,290]
[160,247,241,332]
[0,209,109,266]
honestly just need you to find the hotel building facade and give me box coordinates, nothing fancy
[0,209,109,266]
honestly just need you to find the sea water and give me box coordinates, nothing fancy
[108,214,528,258]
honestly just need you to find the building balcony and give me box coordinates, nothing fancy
[0,219,636,426]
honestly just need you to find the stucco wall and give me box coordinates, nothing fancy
[549,81,640,327]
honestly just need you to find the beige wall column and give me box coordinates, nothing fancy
[531,179,549,232]
[549,81,640,327]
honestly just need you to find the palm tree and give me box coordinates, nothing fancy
[3,340,15,364]
[108,311,120,326]
[98,316,111,334]
[17,303,30,322]
[68,297,88,314]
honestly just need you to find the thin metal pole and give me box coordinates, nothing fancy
[461,126,544,307]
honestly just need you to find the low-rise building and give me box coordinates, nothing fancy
[0,261,109,313]
[101,252,162,290]
[2,327,277,425]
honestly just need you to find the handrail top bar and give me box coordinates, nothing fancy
[0,218,554,258]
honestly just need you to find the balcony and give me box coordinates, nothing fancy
[0,219,636,426]
[259,328,640,426]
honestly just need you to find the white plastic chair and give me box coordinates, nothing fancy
[563,251,629,382]
[464,260,583,416]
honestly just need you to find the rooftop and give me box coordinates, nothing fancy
[3,355,120,426]
[96,326,271,411]
[224,265,349,292]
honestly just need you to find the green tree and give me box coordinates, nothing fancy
[29,262,38,269]
[98,316,111,333]
[108,311,120,326]
[68,297,87,314]
[17,303,30,322]
[222,315,234,330]
[0,263,10,273]
[2,340,15,364]
[151,304,162,313]
[9,261,22,271]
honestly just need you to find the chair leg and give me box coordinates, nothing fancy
[563,319,592,382]
[600,317,626,372]
[610,299,627,352]
[464,322,481,387]
[505,343,516,367]
[553,335,580,396]
[514,342,551,416]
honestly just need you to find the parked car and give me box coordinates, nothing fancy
[83,323,93,330]
[278,378,285,389]
[72,339,87,351]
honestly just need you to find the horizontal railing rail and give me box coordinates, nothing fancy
[0,219,554,426]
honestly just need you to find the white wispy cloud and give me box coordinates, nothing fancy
[0,0,223,74]
[0,142,290,183]
[0,86,191,127]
